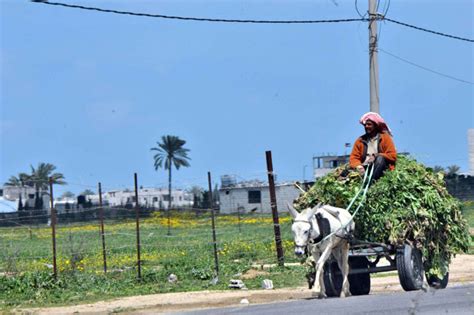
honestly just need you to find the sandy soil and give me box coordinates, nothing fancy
[17,255,474,315]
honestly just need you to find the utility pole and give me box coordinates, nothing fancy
[368,0,380,113]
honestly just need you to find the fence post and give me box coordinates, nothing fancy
[208,172,219,277]
[49,177,58,278]
[98,182,107,273]
[265,151,285,267]
[134,173,142,280]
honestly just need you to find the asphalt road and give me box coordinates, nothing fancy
[176,284,474,315]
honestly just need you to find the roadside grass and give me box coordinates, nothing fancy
[461,201,474,227]
[2,201,473,310]
[461,201,474,254]
[0,212,307,309]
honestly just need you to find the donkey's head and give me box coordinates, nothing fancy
[287,203,320,257]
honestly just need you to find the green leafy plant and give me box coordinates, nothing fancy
[294,155,470,278]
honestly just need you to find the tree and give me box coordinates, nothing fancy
[213,183,220,205]
[189,186,204,208]
[30,163,66,192]
[151,135,191,235]
[61,191,75,199]
[5,173,32,213]
[80,189,95,196]
[5,173,33,188]
[432,166,445,174]
[30,163,66,210]
[446,165,460,177]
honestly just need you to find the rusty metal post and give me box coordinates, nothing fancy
[208,172,219,276]
[49,177,58,278]
[98,182,107,273]
[134,173,142,280]
[265,151,284,266]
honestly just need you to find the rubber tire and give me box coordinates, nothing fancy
[426,272,449,289]
[323,260,342,297]
[396,244,424,291]
[348,256,371,295]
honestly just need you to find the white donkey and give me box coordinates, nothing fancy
[288,203,355,298]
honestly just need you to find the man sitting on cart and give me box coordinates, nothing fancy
[349,112,397,181]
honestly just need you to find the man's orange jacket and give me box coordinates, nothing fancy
[349,133,397,170]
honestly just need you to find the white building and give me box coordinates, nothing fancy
[1,185,36,201]
[98,187,193,209]
[0,185,51,211]
[218,180,301,214]
[50,187,193,213]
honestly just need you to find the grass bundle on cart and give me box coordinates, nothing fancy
[295,155,470,279]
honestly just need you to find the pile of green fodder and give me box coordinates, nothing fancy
[294,155,470,278]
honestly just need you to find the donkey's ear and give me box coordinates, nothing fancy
[287,202,299,218]
[307,205,319,220]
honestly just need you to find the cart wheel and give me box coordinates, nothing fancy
[323,260,342,297]
[348,256,371,295]
[426,272,449,289]
[396,244,424,291]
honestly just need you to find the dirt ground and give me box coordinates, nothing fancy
[18,255,474,315]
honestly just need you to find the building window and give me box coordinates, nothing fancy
[163,195,174,202]
[248,190,261,204]
[153,197,158,202]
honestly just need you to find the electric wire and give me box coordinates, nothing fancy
[30,1,473,43]
[379,48,474,85]
[31,1,366,24]
[384,17,473,43]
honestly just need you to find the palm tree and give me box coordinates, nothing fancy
[29,163,66,210]
[446,165,460,177]
[30,163,66,192]
[151,135,191,234]
[5,173,32,188]
[5,173,32,211]
[432,166,445,174]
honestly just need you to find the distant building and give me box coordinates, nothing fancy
[1,185,36,201]
[312,154,350,179]
[92,187,193,209]
[218,178,301,214]
[0,185,50,212]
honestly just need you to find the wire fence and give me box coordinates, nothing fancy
[0,206,297,280]
[1,165,299,288]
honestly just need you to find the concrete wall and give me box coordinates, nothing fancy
[219,184,301,214]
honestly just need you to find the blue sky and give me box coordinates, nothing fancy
[1,0,473,195]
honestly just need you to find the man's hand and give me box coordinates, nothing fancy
[366,154,377,164]
[356,165,365,176]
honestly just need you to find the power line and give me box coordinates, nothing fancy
[30,1,474,43]
[31,1,366,24]
[384,17,473,43]
[379,48,474,85]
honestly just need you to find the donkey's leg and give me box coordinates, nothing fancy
[337,242,351,298]
[312,243,333,298]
